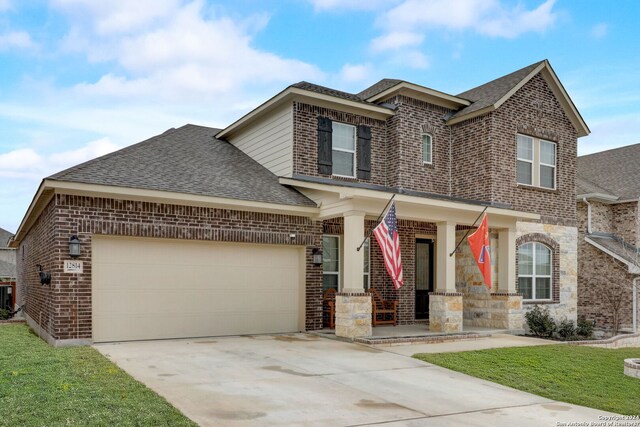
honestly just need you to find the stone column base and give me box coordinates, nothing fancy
[491,293,524,332]
[429,292,463,333]
[335,292,372,339]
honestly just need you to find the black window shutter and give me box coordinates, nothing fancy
[357,125,371,180]
[317,116,333,175]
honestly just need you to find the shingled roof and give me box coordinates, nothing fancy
[356,79,403,100]
[0,228,12,247]
[49,124,316,207]
[451,61,545,120]
[577,143,640,200]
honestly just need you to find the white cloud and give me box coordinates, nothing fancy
[379,0,557,38]
[0,0,11,11]
[308,0,395,12]
[370,31,424,52]
[0,138,120,180]
[53,0,323,102]
[338,63,372,83]
[590,23,608,39]
[0,31,36,51]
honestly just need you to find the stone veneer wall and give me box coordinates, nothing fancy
[17,194,324,343]
[517,221,578,324]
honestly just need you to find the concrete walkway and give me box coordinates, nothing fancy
[95,334,616,427]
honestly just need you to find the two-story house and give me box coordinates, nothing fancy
[10,59,589,346]
[577,144,640,333]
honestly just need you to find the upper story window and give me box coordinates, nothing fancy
[516,134,556,189]
[422,133,432,164]
[332,122,356,177]
[317,117,371,180]
[518,242,552,300]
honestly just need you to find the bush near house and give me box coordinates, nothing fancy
[0,324,196,426]
[525,305,594,341]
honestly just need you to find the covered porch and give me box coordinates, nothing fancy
[283,178,540,339]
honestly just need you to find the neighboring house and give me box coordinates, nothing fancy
[577,144,640,332]
[0,227,17,311]
[10,59,590,346]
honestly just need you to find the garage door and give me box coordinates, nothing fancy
[92,236,305,342]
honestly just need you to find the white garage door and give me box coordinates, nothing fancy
[92,236,305,342]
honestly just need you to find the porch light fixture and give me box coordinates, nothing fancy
[312,248,323,266]
[69,235,81,258]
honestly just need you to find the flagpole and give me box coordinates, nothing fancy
[356,193,396,251]
[449,206,488,257]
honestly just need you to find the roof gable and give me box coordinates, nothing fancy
[0,228,13,247]
[448,60,590,137]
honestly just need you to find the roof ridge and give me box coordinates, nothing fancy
[578,141,640,158]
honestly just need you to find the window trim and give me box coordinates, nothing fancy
[322,235,341,292]
[422,133,433,165]
[516,134,557,190]
[539,139,557,190]
[518,242,553,301]
[331,122,357,178]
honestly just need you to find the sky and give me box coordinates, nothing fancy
[1,0,639,233]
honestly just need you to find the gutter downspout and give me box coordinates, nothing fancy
[582,197,592,234]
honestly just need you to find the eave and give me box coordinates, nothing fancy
[365,81,471,110]
[217,86,395,139]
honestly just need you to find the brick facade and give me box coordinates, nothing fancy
[577,200,639,331]
[18,194,324,342]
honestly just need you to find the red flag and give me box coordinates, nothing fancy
[373,202,403,289]
[467,213,491,289]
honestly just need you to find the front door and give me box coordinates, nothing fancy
[415,239,434,319]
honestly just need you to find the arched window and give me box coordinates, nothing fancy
[518,242,552,300]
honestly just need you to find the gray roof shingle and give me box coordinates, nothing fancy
[291,81,365,103]
[356,79,403,100]
[587,233,639,267]
[451,60,545,120]
[577,143,640,200]
[0,228,13,247]
[49,124,316,207]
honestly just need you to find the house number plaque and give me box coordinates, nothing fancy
[64,260,83,273]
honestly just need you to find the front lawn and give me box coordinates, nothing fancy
[0,324,196,426]
[415,344,640,415]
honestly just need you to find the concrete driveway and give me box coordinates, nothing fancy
[95,334,616,426]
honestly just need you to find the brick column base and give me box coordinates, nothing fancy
[429,292,463,333]
[335,292,372,339]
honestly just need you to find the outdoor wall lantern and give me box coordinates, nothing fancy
[69,235,81,258]
[36,264,51,286]
[312,248,323,266]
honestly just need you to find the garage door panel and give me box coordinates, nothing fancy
[92,237,304,342]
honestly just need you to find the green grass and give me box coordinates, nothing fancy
[415,344,640,416]
[0,324,196,426]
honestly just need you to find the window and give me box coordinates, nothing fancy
[323,235,340,292]
[518,242,552,300]
[332,122,356,177]
[422,133,432,164]
[516,134,556,189]
[363,238,370,290]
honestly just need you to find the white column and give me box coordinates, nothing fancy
[436,221,457,292]
[342,211,366,293]
[498,227,517,293]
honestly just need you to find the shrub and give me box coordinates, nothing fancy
[525,305,556,337]
[556,318,576,340]
[0,309,10,320]
[576,316,594,338]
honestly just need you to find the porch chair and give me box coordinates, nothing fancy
[322,288,337,329]
[367,288,398,326]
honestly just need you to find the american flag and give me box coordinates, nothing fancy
[373,201,404,289]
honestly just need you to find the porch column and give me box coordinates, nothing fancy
[498,227,517,293]
[495,226,524,332]
[335,211,372,339]
[435,221,456,292]
[430,221,462,333]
